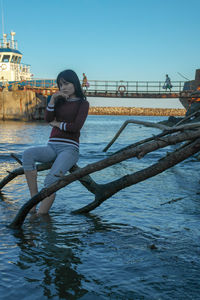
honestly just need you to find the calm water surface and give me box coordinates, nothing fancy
[0,115,200,300]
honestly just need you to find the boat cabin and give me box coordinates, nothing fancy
[0,32,32,82]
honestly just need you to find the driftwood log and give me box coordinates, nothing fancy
[0,125,199,228]
[102,119,171,152]
[103,112,200,152]
[0,158,99,196]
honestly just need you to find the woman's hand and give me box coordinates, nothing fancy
[49,120,61,128]
[49,91,69,105]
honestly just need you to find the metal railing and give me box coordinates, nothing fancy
[85,80,190,93]
[0,79,194,94]
[0,38,18,50]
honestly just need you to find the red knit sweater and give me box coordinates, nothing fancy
[45,99,89,148]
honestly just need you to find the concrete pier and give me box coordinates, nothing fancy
[0,90,44,120]
[0,90,186,120]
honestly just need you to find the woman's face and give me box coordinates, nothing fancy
[59,78,75,97]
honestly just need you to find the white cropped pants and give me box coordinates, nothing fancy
[22,143,79,187]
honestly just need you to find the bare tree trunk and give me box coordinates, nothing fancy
[173,109,200,127]
[103,118,200,152]
[73,138,200,213]
[0,162,52,190]
[103,119,170,152]
[8,129,200,228]
[0,161,100,195]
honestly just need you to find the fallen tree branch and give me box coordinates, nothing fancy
[0,127,183,191]
[103,118,200,152]
[8,129,200,228]
[0,160,100,196]
[160,197,186,206]
[113,124,200,157]
[0,162,52,190]
[73,138,200,213]
[10,153,23,165]
[174,109,200,127]
[169,122,200,131]
[103,119,170,152]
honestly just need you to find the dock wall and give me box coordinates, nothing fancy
[0,90,44,120]
[0,90,186,120]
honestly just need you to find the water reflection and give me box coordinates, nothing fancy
[12,215,88,299]
[0,121,30,144]
[0,121,48,150]
[10,213,134,299]
[0,191,6,201]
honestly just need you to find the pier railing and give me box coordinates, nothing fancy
[86,80,189,93]
[0,79,195,98]
[8,79,189,92]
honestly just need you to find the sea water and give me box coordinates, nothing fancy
[0,115,200,300]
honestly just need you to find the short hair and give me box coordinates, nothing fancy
[56,69,86,101]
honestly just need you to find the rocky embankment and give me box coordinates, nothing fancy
[89,106,186,116]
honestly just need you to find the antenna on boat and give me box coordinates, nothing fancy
[10,31,15,48]
[1,0,4,36]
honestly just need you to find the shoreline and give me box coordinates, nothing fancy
[88,106,186,116]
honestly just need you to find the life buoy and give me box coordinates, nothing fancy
[118,85,126,93]
[1,64,7,71]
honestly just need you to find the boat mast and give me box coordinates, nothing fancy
[1,0,4,36]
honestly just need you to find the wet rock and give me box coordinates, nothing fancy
[149,244,158,250]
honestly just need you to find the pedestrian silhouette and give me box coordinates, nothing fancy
[163,74,172,92]
[82,73,89,89]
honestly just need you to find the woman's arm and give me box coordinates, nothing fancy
[45,92,69,122]
[51,101,89,132]
[44,94,56,122]
[65,101,89,132]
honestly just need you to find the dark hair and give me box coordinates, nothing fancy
[56,69,86,101]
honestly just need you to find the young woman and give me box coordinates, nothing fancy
[22,69,89,214]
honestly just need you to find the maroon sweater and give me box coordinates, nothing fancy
[45,99,89,148]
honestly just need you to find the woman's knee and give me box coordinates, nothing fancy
[44,172,57,188]
[22,148,36,170]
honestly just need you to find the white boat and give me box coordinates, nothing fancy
[0,31,32,83]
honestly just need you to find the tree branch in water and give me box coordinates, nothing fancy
[8,129,200,228]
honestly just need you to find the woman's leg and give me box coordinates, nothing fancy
[22,145,56,212]
[37,194,56,214]
[38,146,79,214]
[24,169,38,212]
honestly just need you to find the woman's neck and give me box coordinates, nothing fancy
[68,93,77,99]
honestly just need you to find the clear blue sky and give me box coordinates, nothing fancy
[1,0,200,82]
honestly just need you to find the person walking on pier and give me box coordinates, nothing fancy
[22,69,89,214]
[82,73,89,89]
[163,74,172,92]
